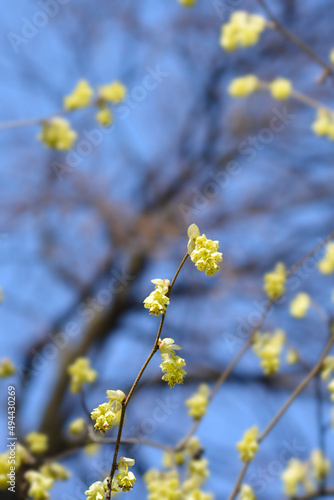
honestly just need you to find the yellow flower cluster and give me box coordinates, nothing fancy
[289,293,311,318]
[91,389,125,433]
[67,357,97,394]
[144,279,170,315]
[269,78,292,100]
[282,459,309,496]
[179,0,196,6]
[98,81,126,103]
[220,11,267,51]
[0,444,29,489]
[95,81,126,127]
[25,432,48,455]
[281,451,330,496]
[189,229,223,276]
[39,462,70,481]
[95,105,113,127]
[330,48,334,65]
[159,338,187,388]
[144,469,182,499]
[252,330,285,375]
[25,471,54,500]
[85,478,109,500]
[163,450,185,469]
[185,384,210,419]
[115,457,136,492]
[321,356,334,401]
[236,426,259,462]
[310,450,330,481]
[25,461,70,500]
[263,262,286,300]
[312,109,334,140]
[286,348,299,365]
[228,75,259,97]
[318,242,334,274]
[68,417,86,435]
[64,80,93,111]
[38,117,77,151]
[39,79,126,149]
[239,484,256,500]
[145,437,212,500]
[0,358,16,377]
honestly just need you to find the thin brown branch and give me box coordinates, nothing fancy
[175,231,334,452]
[105,253,189,498]
[227,328,334,500]
[257,0,333,80]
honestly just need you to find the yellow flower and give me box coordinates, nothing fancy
[38,117,77,150]
[115,457,136,492]
[68,417,86,435]
[220,11,267,51]
[84,443,101,456]
[310,449,330,482]
[185,384,210,419]
[318,242,334,274]
[322,356,334,380]
[159,338,186,387]
[67,357,97,394]
[179,0,196,5]
[188,458,210,486]
[185,436,203,458]
[269,78,292,100]
[312,109,331,137]
[253,330,285,375]
[228,75,259,97]
[25,432,48,455]
[289,293,311,318]
[144,469,182,499]
[0,358,16,377]
[25,471,54,500]
[39,462,71,481]
[144,279,170,315]
[95,106,113,127]
[190,233,223,276]
[236,426,259,462]
[163,450,185,469]
[85,478,108,500]
[239,484,256,500]
[281,458,308,496]
[263,262,286,300]
[64,80,93,110]
[286,348,299,365]
[330,48,334,66]
[98,81,126,103]
[91,389,125,433]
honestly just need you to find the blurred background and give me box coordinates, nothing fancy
[1,0,334,498]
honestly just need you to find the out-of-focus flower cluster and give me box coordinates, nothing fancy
[68,357,97,394]
[282,450,330,496]
[145,437,213,499]
[38,79,126,150]
[220,11,267,51]
[252,329,286,375]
